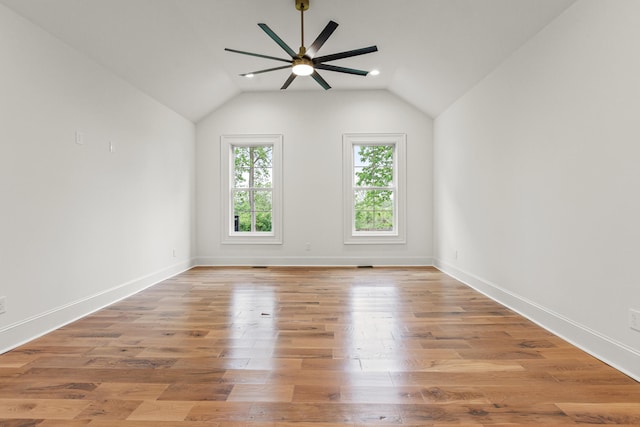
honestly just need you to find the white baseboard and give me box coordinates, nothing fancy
[0,259,195,354]
[195,255,433,267]
[434,259,640,382]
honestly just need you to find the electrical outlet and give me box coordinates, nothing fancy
[75,130,84,145]
[630,309,640,332]
[172,248,177,258]
[0,296,6,315]
[305,242,311,251]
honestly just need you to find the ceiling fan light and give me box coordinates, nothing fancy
[292,63,314,76]
[292,58,314,76]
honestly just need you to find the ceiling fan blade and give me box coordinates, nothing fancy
[240,65,292,77]
[311,71,331,90]
[315,63,368,76]
[281,73,297,90]
[306,20,339,58]
[258,23,297,58]
[313,46,378,63]
[224,48,291,64]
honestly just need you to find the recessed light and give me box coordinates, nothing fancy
[245,73,255,78]
[369,69,380,76]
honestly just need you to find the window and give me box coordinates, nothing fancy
[343,133,406,244]
[221,135,282,244]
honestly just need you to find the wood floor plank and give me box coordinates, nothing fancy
[226,384,294,402]
[1,266,638,425]
[126,400,196,421]
[556,402,640,424]
[0,398,90,419]
[91,383,169,400]
[75,399,143,420]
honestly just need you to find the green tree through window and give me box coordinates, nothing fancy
[353,145,395,231]
[232,145,273,232]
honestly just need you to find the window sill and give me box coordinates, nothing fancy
[344,235,406,245]
[222,234,282,245]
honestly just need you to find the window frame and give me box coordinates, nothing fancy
[343,133,406,245]
[221,134,283,245]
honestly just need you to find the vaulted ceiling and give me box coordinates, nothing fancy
[1,0,576,122]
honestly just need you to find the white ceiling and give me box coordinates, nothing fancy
[1,0,576,122]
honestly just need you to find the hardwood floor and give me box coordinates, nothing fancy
[1,266,639,426]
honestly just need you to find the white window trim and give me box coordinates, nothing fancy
[221,134,283,244]
[343,133,406,245]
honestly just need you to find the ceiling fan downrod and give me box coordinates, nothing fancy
[296,0,310,57]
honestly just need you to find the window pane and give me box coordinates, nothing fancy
[354,189,394,232]
[375,210,394,230]
[378,190,394,209]
[252,146,272,188]
[354,209,394,231]
[233,146,250,188]
[355,210,374,231]
[233,146,272,189]
[233,190,250,213]
[233,146,250,159]
[234,168,250,188]
[236,212,252,232]
[353,165,364,185]
[254,190,272,213]
[354,189,368,209]
[233,147,250,170]
[232,189,273,233]
[252,146,272,168]
[256,212,272,232]
[354,145,394,187]
[253,167,272,188]
[354,189,393,209]
[354,145,369,167]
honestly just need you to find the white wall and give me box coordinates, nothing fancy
[434,0,640,380]
[0,4,195,352]
[197,90,433,266]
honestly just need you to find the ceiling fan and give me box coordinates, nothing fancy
[224,0,378,90]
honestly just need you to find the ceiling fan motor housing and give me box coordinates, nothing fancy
[295,0,309,12]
